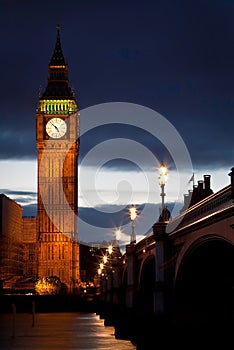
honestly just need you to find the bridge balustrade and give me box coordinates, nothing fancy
[169,185,232,233]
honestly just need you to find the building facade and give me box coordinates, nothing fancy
[22,217,38,282]
[0,194,23,289]
[0,27,80,293]
[36,26,80,293]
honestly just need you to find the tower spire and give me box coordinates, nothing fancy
[49,24,66,67]
[56,22,60,36]
[40,26,75,100]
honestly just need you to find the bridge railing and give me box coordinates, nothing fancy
[135,232,155,255]
[168,184,232,232]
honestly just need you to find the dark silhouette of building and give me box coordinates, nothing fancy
[181,174,213,212]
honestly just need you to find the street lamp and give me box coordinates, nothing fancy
[129,204,137,244]
[158,163,168,214]
[115,228,121,246]
[107,245,113,255]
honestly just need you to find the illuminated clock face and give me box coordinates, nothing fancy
[46,118,67,138]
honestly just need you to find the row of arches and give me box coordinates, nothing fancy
[122,236,234,329]
[38,100,76,113]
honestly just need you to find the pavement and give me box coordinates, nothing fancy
[0,312,136,350]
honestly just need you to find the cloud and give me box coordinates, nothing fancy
[22,203,37,217]
[0,0,233,171]
[0,189,36,197]
[0,0,233,248]
[79,200,184,245]
[79,123,171,169]
[0,189,37,213]
[0,130,36,160]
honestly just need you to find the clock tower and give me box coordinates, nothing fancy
[36,26,80,293]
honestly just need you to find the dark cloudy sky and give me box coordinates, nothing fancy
[0,0,233,166]
[0,0,233,244]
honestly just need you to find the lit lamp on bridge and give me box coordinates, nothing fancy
[115,228,121,246]
[158,163,168,214]
[107,245,113,255]
[129,204,137,244]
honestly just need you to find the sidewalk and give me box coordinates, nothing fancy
[0,312,136,350]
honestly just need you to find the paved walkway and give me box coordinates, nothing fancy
[0,312,136,350]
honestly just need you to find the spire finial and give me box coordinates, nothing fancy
[56,22,60,37]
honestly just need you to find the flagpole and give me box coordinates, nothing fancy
[188,172,195,187]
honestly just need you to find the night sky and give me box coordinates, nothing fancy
[0,0,233,165]
[0,0,233,244]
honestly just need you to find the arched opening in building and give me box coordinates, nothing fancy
[137,256,155,315]
[174,238,234,331]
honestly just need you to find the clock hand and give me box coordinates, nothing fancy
[50,122,59,132]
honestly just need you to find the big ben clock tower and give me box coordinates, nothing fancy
[36,26,80,293]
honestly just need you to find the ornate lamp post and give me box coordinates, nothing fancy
[129,204,137,244]
[158,163,168,214]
